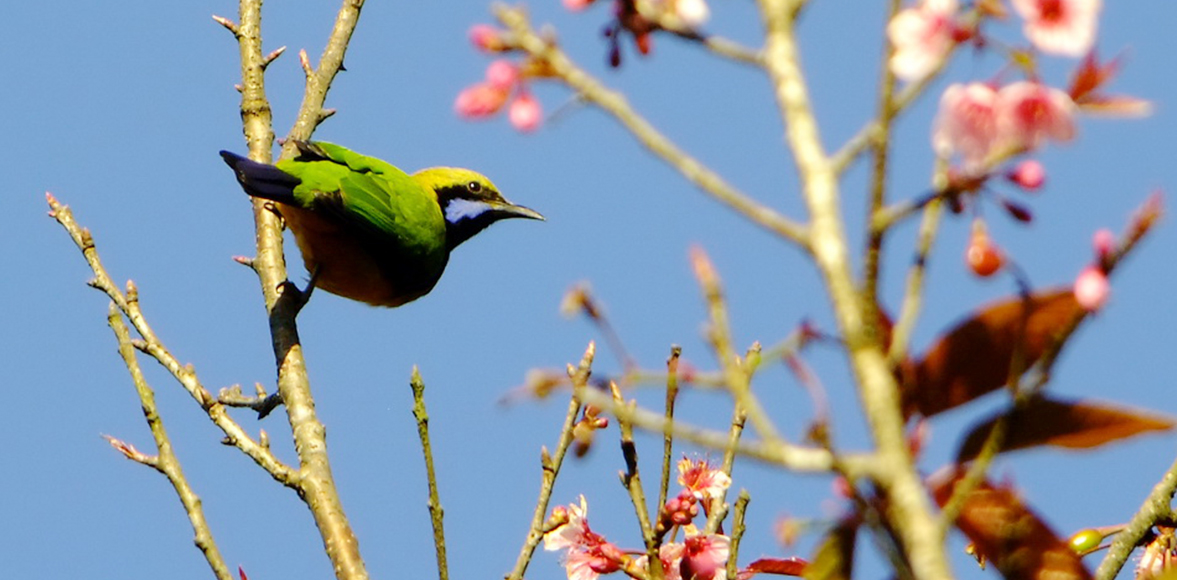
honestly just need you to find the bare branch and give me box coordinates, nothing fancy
[107,307,234,580]
[411,368,449,580]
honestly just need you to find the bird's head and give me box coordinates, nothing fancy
[414,167,544,251]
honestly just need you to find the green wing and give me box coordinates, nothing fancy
[276,141,446,257]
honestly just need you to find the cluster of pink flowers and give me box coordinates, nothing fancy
[455,58,543,132]
[933,81,1075,174]
[544,458,732,580]
[889,0,1101,81]
[456,0,714,131]
[893,0,1146,297]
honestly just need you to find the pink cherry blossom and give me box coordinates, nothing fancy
[681,534,730,580]
[544,496,590,551]
[887,0,959,81]
[677,457,731,500]
[544,497,627,580]
[1011,0,1100,56]
[454,83,510,118]
[932,82,999,171]
[564,0,595,10]
[509,92,543,132]
[1073,265,1109,311]
[996,81,1077,152]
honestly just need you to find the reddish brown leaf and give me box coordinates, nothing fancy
[901,289,1084,418]
[956,396,1175,462]
[801,518,857,580]
[738,557,808,579]
[930,470,1092,580]
[1067,51,1117,102]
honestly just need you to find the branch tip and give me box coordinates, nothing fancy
[211,14,239,35]
[262,46,287,69]
[299,49,313,75]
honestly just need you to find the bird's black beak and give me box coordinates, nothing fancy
[495,202,545,221]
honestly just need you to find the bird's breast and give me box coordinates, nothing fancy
[280,204,447,307]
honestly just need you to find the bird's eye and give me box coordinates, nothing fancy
[466,181,482,194]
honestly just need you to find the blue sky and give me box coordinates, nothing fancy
[4,1,1176,579]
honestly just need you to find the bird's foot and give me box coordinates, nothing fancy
[276,279,314,315]
[262,201,286,228]
[277,267,320,315]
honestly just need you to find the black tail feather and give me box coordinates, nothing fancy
[219,151,302,204]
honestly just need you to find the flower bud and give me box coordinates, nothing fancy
[966,221,1004,277]
[1073,266,1110,311]
[469,24,509,53]
[509,92,543,132]
[1006,159,1045,191]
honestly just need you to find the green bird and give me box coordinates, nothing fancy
[219,141,542,307]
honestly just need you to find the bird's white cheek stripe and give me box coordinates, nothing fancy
[445,198,492,223]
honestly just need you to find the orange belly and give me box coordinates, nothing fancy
[279,204,442,307]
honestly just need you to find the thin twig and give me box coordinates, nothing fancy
[704,404,746,536]
[411,367,448,580]
[1095,455,1177,580]
[629,1,764,67]
[283,0,364,147]
[506,343,595,580]
[612,382,661,571]
[704,344,753,535]
[658,346,682,514]
[493,5,811,249]
[107,307,234,580]
[572,386,846,475]
[726,491,751,580]
[862,0,903,327]
[886,195,944,363]
[690,247,784,445]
